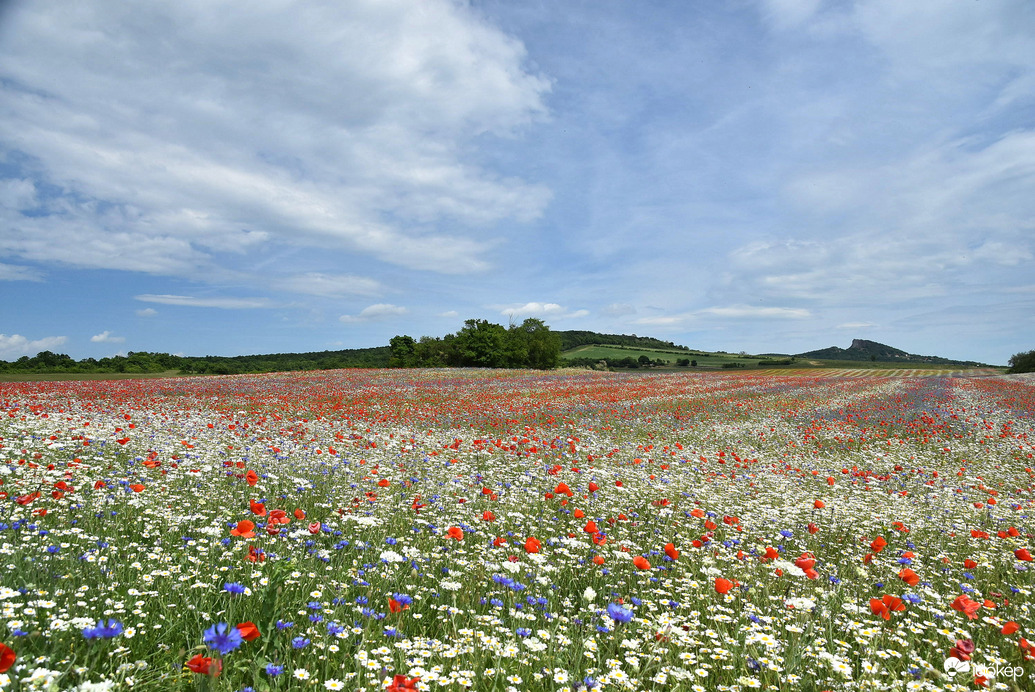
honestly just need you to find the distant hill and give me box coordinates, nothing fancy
[556,330,689,352]
[796,339,980,365]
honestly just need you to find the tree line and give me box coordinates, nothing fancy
[389,318,561,369]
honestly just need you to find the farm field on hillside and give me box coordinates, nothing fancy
[0,369,1033,691]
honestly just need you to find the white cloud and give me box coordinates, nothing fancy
[699,305,811,320]
[135,294,272,309]
[0,0,551,280]
[836,322,877,330]
[90,330,125,343]
[437,310,459,318]
[0,262,42,281]
[602,303,636,317]
[136,307,158,317]
[339,303,408,323]
[0,333,68,359]
[271,273,383,298]
[496,302,589,320]
[760,0,824,30]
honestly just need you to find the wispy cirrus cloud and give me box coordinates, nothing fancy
[135,294,272,309]
[0,0,550,282]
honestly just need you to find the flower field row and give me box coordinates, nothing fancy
[0,369,1033,691]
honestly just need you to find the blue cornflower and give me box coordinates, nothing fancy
[204,622,243,655]
[291,636,310,649]
[223,582,246,595]
[384,627,402,637]
[606,603,634,623]
[516,627,531,637]
[265,664,284,676]
[327,621,345,636]
[489,598,504,608]
[780,529,793,538]
[46,545,59,554]
[392,593,413,606]
[82,619,124,639]
[276,620,294,630]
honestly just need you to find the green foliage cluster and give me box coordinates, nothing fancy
[1007,350,1035,374]
[556,330,689,351]
[389,318,561,369]
[0,347,391,376]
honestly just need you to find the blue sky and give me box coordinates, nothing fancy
[1,0,1033,365]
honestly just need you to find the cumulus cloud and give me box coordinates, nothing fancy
[339,303,408,323]
[135,294,272,309]
[90,330,125,343]
[496,302,589,320]
[0,333,68,359]
[0,0,550,281]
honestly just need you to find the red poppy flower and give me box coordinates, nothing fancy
[633,556,651,570]
[245,470,259,486]
[664,543,679,561]
[235,621,260,641]
[714,578,734,595]
[588,481,600,493]
[964,559,978,569]
[813,500,825,509]
[554,482,572,497]
[481,511,495,522]
[377,478,390,487]
[308,522,321,534]
[0,642,15,673]
[447,526,464,541]
[230,520,256,538]
[524,536,541,554]
[870,595,905,620]
[249,499,266,516]
[1002,621,1020,635]
[1016,548,1033,562]
[185,654,221,676]
[592,555,605,565]
[388,597,408,613]
[870,536,887,553]
[898,568,920,587]
[244,545,265,563]
[387,675,420,692]
[583,520,599,534]
[950,594,982,619]
[268,509,290,525]
[293,508,306,520]
[764,546,779,560]
[493,536,507,547]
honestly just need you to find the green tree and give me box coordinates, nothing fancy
[388,335,418,367]
[507,318,560,369]
[453,319,509,368]
[1007,350,1035,374]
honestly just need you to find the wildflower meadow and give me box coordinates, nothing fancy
[0,369,1033,691]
